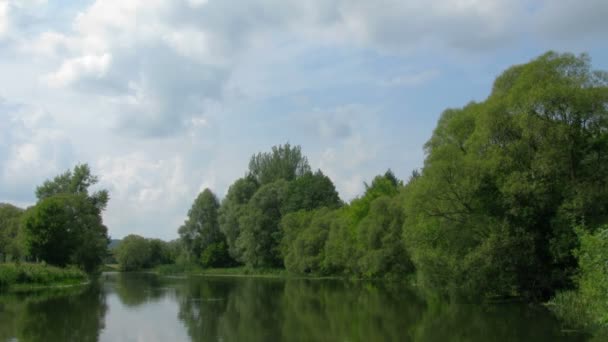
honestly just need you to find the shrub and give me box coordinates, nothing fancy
[0,263,87,288]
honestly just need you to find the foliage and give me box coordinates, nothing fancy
[219,176,259,261]
[348,170,401,225]
[114,235,152,271]
[283,170,342,213]
[281,209,330,274]
[179,188,232,267]
[247,143,311,185]
[237,180,289,268]
[403,51,608,300]
[550,226,608,330]
[0,203,25,262]
[575,226,608,324]
[0,263,86,288]
[21,194,108,273]
[36,163,109,211]
[356,194,414,278]
[200,241,233,268]
[18,164,111,273]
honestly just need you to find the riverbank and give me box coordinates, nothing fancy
[0,263,88,291]
[152,264,338,279]
[144,264,419,284]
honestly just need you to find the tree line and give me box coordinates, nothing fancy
[160,52,608,311]
[1,52,607,322]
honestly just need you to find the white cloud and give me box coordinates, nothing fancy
[0,1,9,39]
[0,0,607,240]
[97,153,193,238]
[43,53,112,87]
[0,102,74,202]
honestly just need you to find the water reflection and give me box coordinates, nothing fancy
[0,273,592,342]
[0,284,106,342]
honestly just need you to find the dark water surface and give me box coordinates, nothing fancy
[0,272,588,342]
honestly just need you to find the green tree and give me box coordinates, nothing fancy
[179,188,231,267]
[21,194,108,272]
[148,239,174,266]
[356,194,414,278]
[0,203,25,262]
[349,170,401,225]
[322,209,356,274]
[114,235,151,271]
[404,52,608,300]
[248,143,311,185]
[36,163,109,211]
[283,170,342,213]
[237,180,289,267]
[281,208,334,274]
[218,176,259,262]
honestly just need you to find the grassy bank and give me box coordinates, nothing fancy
[149,264,359,280]
[0,263,88,290]
[153,264,295,278]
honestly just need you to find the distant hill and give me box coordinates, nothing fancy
[108,239,121,250]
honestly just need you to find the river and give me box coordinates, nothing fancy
[0,272,588,341]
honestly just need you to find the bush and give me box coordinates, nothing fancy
[0,263,87,288]
[549,226,608,330]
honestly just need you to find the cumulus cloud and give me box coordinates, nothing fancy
[0,99,74,203]
[1,0,607,239]
[43,53,111,87]
[24,0,530,138]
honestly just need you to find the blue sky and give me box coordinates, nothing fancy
[0,0,607,240]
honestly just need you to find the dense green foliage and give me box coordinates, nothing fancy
[0,164,110,281]
[178,189,232,267]
[22,194,109,273]
[218,176,259,261]
[237,180,290,267]
[0,203,25,262]
[0,263,86,288]
[550,226,608,330]
[36,164,109,211]
[248,143,311,185]
[114,235,176,271]
[403,52,608,300]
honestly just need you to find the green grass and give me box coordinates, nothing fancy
[0,263,88,290]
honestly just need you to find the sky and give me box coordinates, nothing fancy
[0,0,607,240]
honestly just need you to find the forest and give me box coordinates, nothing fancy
[1,51,607,329]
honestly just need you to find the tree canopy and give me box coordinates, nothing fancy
[21,164,110,272]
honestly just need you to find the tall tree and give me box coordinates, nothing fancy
[404,52,608,300]
[219,176,259,261]
[248,143,311,185]
[22,164,110,272]
[179,188,230,266]
[237,180,289,268]
[0,203,25,262]
[283,170,342,213]
[22,194,108,272]
[36,163,109,210]
[114,235,152,271]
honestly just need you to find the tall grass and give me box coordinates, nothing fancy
[0,263,87,289]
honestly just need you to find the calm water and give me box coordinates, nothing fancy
[0,272,588,342]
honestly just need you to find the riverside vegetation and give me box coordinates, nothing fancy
[0,164,110,289]
[1,51,607,334]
